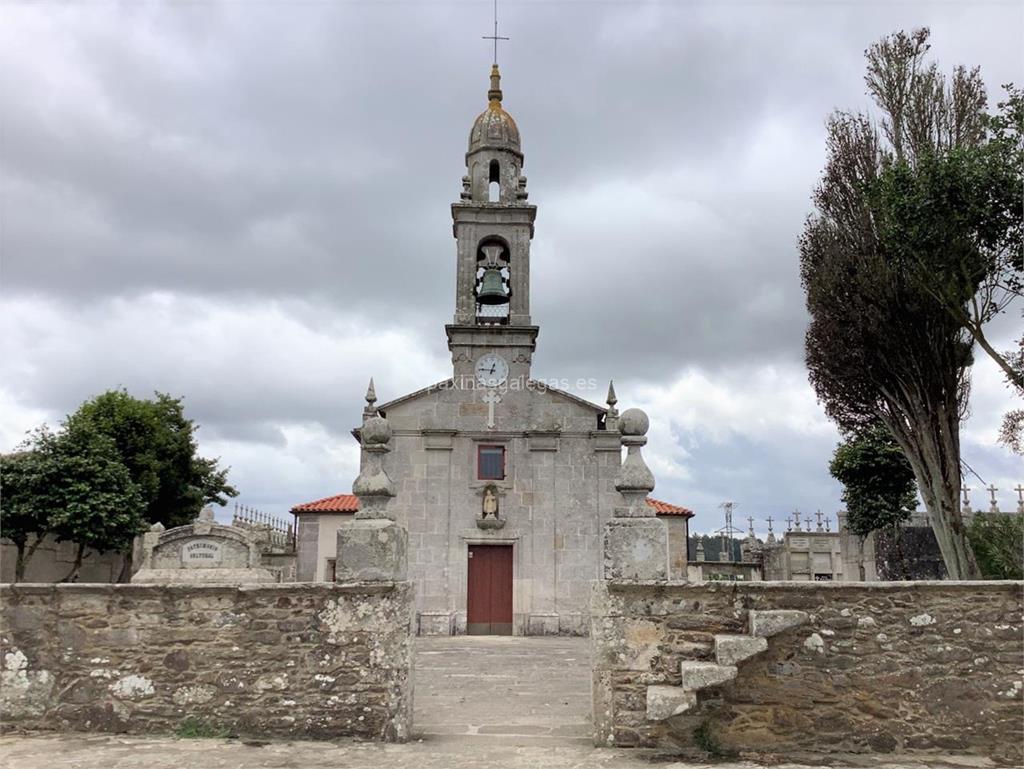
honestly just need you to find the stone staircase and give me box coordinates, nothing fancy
[646,609,809,720]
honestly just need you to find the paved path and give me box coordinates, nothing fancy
[413,635,592,742]
[0,734,997,769]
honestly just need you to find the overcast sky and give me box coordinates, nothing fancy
[2,0,1021,535]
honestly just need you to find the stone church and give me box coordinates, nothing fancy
[293,65,691,635]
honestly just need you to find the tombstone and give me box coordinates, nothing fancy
[132,507,278,584]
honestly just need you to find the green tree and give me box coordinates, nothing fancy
[829,425,918,537]
[1,427,145,581]
[800,29,1021,578]
[868,83,1023,391]
[35,426,146,581]
[967,513,1024,579]
[0,449,51,581]
[64,390,238,530]
[997,330,1023,454]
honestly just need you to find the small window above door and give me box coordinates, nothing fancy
[478,445,505,480]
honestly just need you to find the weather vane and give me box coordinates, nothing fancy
[482,0,509,65]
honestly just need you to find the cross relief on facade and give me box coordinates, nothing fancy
[481,389,502,429]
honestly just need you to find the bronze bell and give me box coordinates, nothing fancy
[477,267,508,305]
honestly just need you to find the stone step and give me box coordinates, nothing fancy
[749,609,809,638]
[714,634,767,666]
[678,660,737,690]
[645,686,697,721]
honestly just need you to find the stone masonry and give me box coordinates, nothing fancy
[0,582,415,741]
[592,580,1024,765]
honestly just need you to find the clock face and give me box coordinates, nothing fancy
[475,353,509,387]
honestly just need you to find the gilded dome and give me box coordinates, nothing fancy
[468,65,521,155]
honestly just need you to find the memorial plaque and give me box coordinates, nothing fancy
[182,539,224,567]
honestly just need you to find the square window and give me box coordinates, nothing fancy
[478,445,505,480]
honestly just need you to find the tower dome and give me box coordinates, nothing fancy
[468,65,521,157]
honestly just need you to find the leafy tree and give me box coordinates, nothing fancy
[64,390,238,530]
[967,513,1024,579]
[869,77,1023,385]
[800,29,1021,578]
[997,330,1023,454]
[829,424,918,537]
[0,449,51,581]
[1,427,144,581]
[35,426,146,581]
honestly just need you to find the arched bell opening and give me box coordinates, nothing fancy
[474,236,510,325]
[488,160,501,203]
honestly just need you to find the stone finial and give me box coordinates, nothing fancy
[488,63,503,104]
[337,380,407,582]
[815,509,824,532]
[197,506,215,523]
[961,485,972,513]
[614,408,655,517]
[1016,484,1024,514]
[363,378,377,419]
[605,380,619,432]
[696,540,706,562]
[150,522,165,533]
[603,405,669,581]
[766,516,776,544]
[352,396,396,520]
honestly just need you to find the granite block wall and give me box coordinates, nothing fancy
[0,582,414,741]
[592,581,1023,765]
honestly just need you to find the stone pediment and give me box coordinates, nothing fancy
[359,379,608,438]
[374,379,606,416]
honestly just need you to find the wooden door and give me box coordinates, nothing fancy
[467,544,513,635]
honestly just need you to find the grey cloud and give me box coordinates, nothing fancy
[1,1,1021,515]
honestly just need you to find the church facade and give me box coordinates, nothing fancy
[293,66,691,635]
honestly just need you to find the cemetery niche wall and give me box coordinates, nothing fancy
[131,508,286,584]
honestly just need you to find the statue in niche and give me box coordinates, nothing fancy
[482,486,499,518]
[477,485,505,530]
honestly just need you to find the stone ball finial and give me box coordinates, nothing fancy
[619,408,649,437]
[361,414,392,447]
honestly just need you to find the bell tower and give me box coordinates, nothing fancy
[446,65,539,384]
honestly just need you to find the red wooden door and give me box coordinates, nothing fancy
[467,544,513,635]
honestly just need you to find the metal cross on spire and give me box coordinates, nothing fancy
[482,0,510,65]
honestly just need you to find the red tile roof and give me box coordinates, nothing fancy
[646,497,693,517]
[290,493,360,513]
[292,492,692,518]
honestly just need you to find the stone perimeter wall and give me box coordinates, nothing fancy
[0,582,414,741]
[592,580,1024,765]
